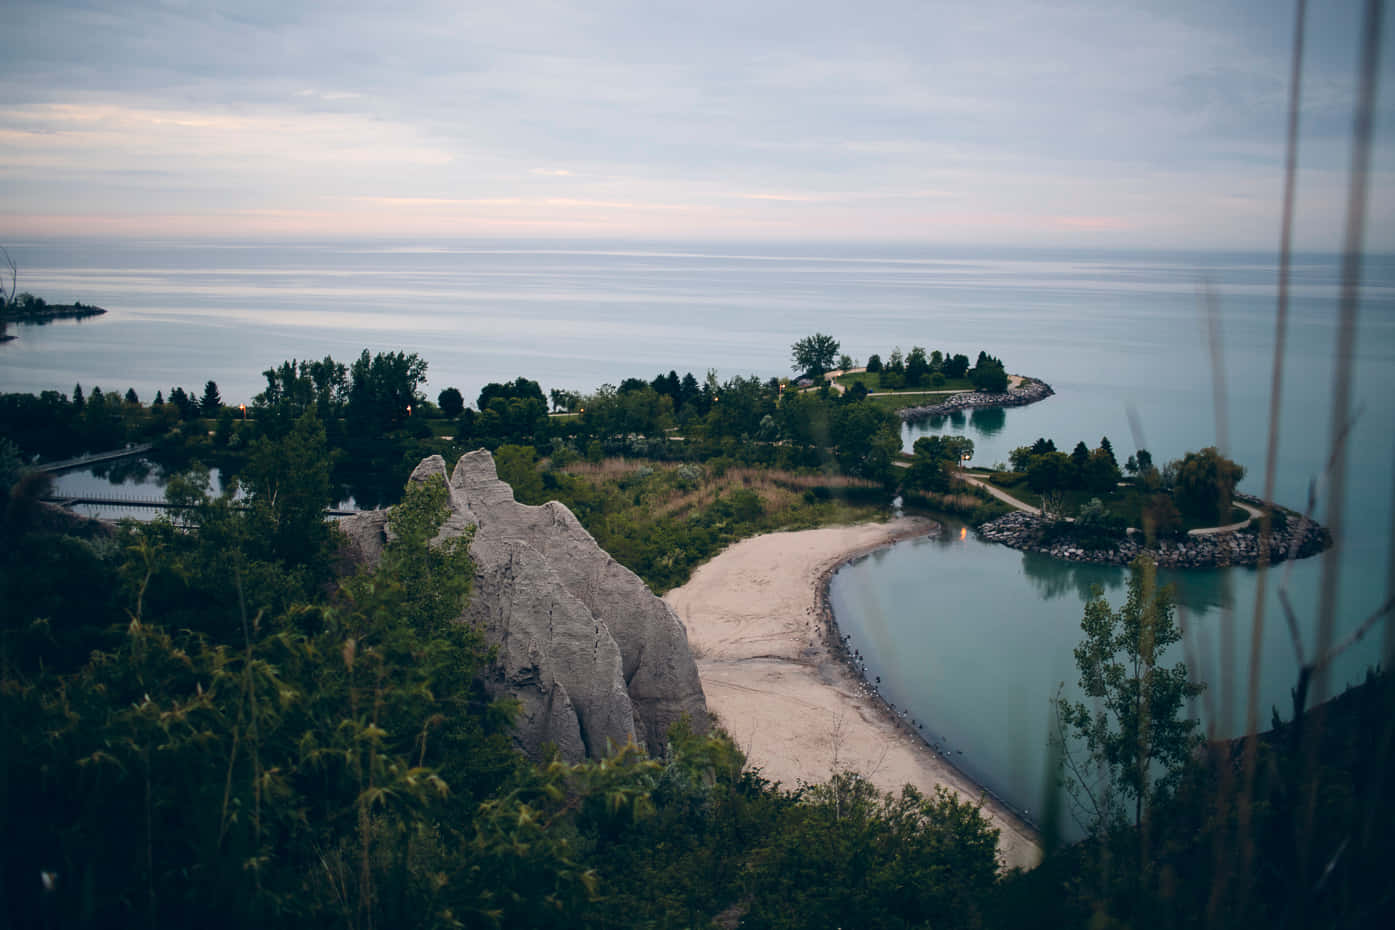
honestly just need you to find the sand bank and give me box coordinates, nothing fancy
[664,518,1042,870]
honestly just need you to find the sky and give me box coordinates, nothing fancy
[2,0,1393,249]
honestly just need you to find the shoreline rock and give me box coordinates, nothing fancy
[976,503,1331,569]
[898,377,1055,421]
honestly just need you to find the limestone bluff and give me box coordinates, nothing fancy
[340,450,709,762]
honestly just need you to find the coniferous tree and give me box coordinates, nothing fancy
[200,380,222,416]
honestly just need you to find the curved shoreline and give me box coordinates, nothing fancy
[664,518,1043,870]
[814,538,1046,844]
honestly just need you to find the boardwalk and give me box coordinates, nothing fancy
[44,493,359,518]
[36,443,154,473]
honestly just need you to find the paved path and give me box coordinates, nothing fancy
[1187,500,1262,536]
[956,471,1042,515]
[958,471,1262,536]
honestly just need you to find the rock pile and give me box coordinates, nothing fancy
[339,451,709,762]
[977,510,1330,568]
[899,378,1055,421]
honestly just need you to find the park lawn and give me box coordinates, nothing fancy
[979,472,1249,531]
[864,392,965,413]
[834,371,976,394]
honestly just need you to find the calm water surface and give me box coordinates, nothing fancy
[4,239,1392,823]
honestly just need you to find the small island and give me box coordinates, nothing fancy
[0,294,106,341]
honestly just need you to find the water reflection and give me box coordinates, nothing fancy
[1160,566,1236,613]
[1019,549,1237,614]
[1021,551,1125,601]
[89,457,157,485]
[969,406,1006,437]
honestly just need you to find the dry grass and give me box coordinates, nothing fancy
[560,457,652,479]
[561,459,882,523]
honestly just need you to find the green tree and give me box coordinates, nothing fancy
[865,353,883,373]
[904,435,971,493]
[1083,447,1122,494]
[200,379,222,416]
[242,409,336,572]
[1027,451,1072,493]
[437,386,464,417]
[829,403,901,483]
[905,346,931,387]
[1170,446,1245,524]
[941,435,975,465]
[704,374,776,440]
[743,774,999,930]
[1055,556,1204,832]
[969,361,1008,393]
[791,333,840,378]
[348,349,428,435]
[549,387,581,413]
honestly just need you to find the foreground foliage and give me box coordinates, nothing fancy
[1,419,1008,929]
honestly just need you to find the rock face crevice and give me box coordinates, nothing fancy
[339,451,708,761]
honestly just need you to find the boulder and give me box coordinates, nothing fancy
[339,451,708,761]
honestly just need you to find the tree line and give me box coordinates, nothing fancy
[1,341,1389,926]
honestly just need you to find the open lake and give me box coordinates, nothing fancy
[4,238,1392,824]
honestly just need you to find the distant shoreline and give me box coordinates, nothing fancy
[2,303,107,324]
[1,303,106,343]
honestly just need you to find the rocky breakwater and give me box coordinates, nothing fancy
[977,510,1331,569]
[339,451,708,762]
[899,378,1054,421]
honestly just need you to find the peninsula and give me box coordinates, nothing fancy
[1,294,106,342]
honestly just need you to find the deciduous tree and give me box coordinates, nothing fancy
[437,386,464,417]
[1170,446,1245,524]
[790,333,841,378]
[1055,556,1204,832]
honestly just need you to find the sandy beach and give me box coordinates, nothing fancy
[664,518,1042,870]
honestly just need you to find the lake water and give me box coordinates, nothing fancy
[4,238,1393,825]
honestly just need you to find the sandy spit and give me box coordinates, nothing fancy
[664,518,1042,871]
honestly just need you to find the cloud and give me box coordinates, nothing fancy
[0,0,1391,248]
